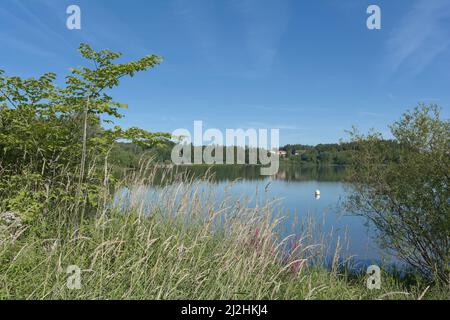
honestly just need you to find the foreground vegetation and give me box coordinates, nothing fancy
[0,167,447,300]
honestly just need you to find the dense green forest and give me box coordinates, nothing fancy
[110,140,402,169]
[280,141,400,165]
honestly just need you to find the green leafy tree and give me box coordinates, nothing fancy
[346,104,449,284]
[0,44,170,221]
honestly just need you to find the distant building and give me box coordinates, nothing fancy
[269,150,287,157]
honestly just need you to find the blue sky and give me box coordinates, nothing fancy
[1,0,449,145]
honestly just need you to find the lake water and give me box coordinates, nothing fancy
[154,165,398,269]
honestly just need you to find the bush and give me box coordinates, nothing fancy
[347,104,449,284]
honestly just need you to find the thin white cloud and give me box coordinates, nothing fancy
[172,0,220,64]
[1,35,57,59]
[0,4,66,61]
[247,105,329,112]
[172,0,291,79]
[13,0,71,46]
[240,121,300,130]
[385,0,450,76]
[358,111,387,118]
[230,0,291,78]
[3,0,151,57]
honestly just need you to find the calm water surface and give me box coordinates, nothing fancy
[156,165,398,269]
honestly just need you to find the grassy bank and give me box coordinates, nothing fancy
[0,168,447,300]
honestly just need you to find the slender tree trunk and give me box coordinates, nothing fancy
[79,96,89,186]
[75,97,89,232]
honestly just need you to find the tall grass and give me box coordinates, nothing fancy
[0,163,447,300]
